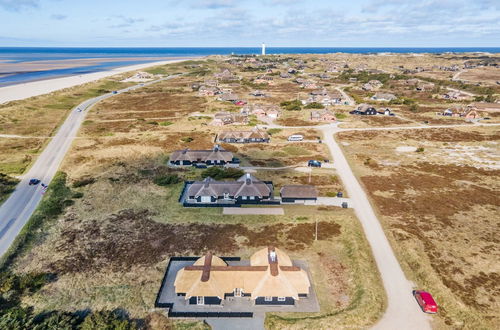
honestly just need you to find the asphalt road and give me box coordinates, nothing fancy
[0,75,179,258]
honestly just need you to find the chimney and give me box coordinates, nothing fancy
[261,42,266,56]
[245,173,251,185]
[201,252,213,282]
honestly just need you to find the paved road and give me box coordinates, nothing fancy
[0,75,179,258]
[319,124,432,330]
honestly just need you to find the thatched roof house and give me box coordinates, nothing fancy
[280,185,318,202]
[185,173,273,205]
[169,145,235,166]
[174,247,311,305]
[217,128,270,143]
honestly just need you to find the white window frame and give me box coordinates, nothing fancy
[277,297,286,302]
[223,192,230,200]
[242,196,247,200]
[249,196,255,200]
[234,288,243,297]
[197,296,205,305]
[264,296,272,302]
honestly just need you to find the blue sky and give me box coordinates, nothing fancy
[1,0,499,47]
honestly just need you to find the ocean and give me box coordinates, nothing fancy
[1,47,499,87]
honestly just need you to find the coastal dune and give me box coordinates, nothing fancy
[0,58,190,104]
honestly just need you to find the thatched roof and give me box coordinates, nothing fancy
[170,145,233,163]
[174,247,310,300]
[186,174,272,198]
[217,129,270,141]
[280,185,318,199]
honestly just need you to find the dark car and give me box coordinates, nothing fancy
[29,178,41,186]
[308,160,322,168]
[337,191,343,198]
[193,163,207,169]
[112,91,118,94]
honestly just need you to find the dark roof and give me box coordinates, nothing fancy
[187,174,272,198]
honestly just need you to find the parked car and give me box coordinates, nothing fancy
[341,202,348,208]
[337,191,343,198]
[29,178,41,186]
[112,91,118,94]
[288,134,304,142]
[193,163,207,169]
[308,160,322,168]
[413,290,438,314]
[234,100,246,106]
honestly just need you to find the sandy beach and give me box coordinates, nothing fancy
[0,58,192,104]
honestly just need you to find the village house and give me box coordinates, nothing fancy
[362,80,383,91]
[442,91,471,100]
[254,75,275,85]
[350,104,378,115]
[280,72,292,79]
[250,90,267,97]
[173,247,311,305]
[198,85,221,97]
[467,102,500,113]
[241,104,281,119]
[371,92,397,102]
[169,145,238,167]
[217,93,240,102]
[301,80,318,89]
[204,79,219,87]
[214,69,239,81]
[310,109,336,122]
[217,128,270,143]
[183,173,274,205]
[210,111,248,126]
[280,185,318,203]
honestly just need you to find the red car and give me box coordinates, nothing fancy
[234,100,246,106]
[413,290,438,314]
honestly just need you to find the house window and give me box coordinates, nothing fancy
[242,196,247,200]
[197,296,204,305]
[224,193,230,200]
[234,288,243,297]
[264,296,272,302]
[249,196,255,200]
[278,297,286,302]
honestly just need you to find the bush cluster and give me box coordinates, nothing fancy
[280,99,302,111]
[201,167,244,180]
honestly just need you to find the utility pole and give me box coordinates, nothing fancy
[315,218,318,241]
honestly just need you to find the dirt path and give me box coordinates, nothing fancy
[319,125,432,330]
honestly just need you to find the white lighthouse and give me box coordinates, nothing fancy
[261,42,266,56]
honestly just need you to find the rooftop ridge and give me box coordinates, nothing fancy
[201,252,212,282]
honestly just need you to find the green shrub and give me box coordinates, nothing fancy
[326,191,337,197]
[335,112,347,120]
[153,174,181,186]
[181,137,194,143]
[80,310,136,330]
[416,147,425,153]
[159,121,173,126]
[304,102,324,109]
[201,167,244,180]
[280,99,302,111]
[147,121,159,125]
[72,192,84,199]
[72,177,95,188]
[32,311,80,330]
[0,173,19,204]
[267,128,282,135]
